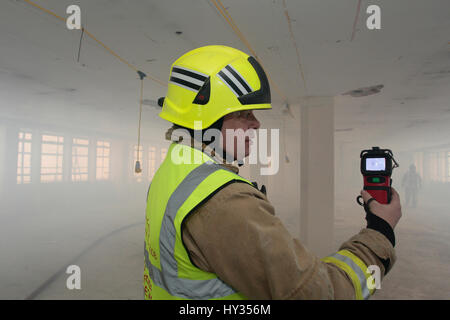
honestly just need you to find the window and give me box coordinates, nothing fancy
[148,146,156,180]
[96,141,110,180]
[41,134,64,183]
[72,138,89,181]
[134,145,143,182]
[160,147,167,164]
[17,132,32,184]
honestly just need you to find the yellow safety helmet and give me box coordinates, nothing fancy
[158,45,272,129]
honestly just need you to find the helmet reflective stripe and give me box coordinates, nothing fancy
[322,250,374,300]
[217,64,253,97]
[171,72,205,87]
[170,66,208,92]
[172,66,209,81]
[225,65,252,93]
[146,161,239,299]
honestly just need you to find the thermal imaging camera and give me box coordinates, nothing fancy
[357,147,399,205]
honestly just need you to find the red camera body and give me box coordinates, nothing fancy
[363,175,391,204]
[360,147,398,205]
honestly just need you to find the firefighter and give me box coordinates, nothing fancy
[402,164,422,208]
[144,45,402,300]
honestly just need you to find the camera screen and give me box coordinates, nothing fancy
[366,158,386,171]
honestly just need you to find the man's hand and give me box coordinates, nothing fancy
[360,188,402,229]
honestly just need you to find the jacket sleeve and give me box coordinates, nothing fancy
[182,182,396,300]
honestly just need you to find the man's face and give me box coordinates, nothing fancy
[220,110,260,160]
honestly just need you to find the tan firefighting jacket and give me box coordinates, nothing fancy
[164,125,396,299]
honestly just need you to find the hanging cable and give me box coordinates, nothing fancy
[76,24,85,63]
[135,71,146,173]
[351,0,363,42]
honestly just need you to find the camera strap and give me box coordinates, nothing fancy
[356,195,376,215]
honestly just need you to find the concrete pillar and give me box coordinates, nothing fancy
[300,96,334,257]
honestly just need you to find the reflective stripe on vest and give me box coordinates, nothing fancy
[145,160,240,299]
[322,250,374,300]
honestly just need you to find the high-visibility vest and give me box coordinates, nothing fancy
[144,142,251,300]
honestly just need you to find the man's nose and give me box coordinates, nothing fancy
[249,114,260,130]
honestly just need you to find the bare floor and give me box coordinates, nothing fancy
[31,222,145,300]
[23,199,450,300]
[334,197,450,300]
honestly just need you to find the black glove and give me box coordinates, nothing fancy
[362,198,395,276]
[363,198,395,247]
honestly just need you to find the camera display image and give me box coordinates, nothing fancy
[366,158,386,171]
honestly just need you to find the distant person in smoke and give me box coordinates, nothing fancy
[402,164,422,208]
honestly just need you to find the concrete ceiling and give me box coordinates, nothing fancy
[0,0,449,148]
